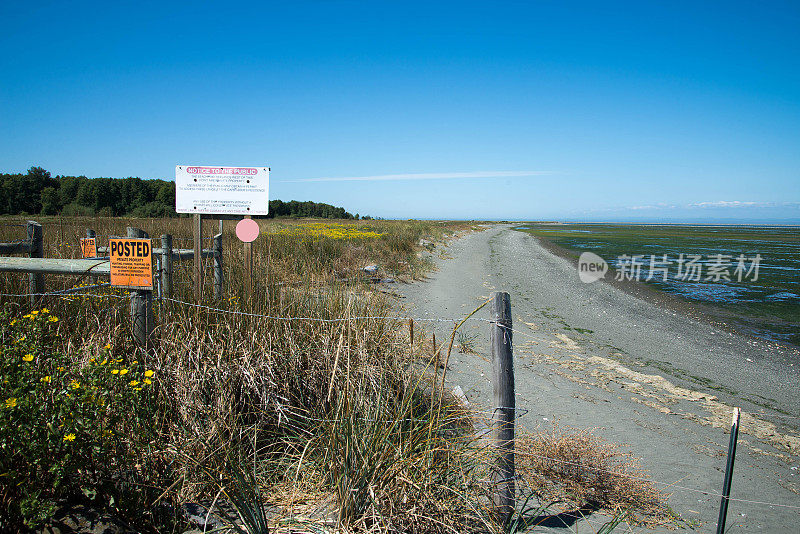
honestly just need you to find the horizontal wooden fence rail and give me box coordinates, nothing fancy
[1,227,225,349]
[0,257,110,277]
[97,246,217,259]
[0,242,32,254]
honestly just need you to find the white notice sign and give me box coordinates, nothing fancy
[175,165,269,215]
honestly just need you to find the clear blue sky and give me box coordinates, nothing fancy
[1,1,798,221]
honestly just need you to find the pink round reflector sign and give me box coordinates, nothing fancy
[235,218,260,243]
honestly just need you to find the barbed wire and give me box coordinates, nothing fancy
[512,448,800,511]
[1,285,798,512]
[166,404,800,511]
[1,286,797,427]
[741,411,800,420]
[160,295,481,324]
[277,406,527,425]
[41,283,113,295]
[0,290,129,300]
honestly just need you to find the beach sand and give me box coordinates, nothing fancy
[394,224,800,532]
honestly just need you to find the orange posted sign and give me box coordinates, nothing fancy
[80,237,97,258]
[109,238,153,289]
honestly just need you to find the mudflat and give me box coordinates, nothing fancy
[395,224,800,532]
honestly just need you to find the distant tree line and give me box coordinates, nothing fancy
[0,167,360,219]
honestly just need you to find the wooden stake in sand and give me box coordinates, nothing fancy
[490,291,515,525]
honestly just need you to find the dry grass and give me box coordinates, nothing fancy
[516,424,675,527]
[0,216,670,533]
[1,216,498,532]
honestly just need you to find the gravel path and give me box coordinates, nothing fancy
[394,224,800,533]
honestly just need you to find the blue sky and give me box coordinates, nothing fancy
[1,1,798,221]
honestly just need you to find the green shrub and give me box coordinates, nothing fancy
[0,307,159,528]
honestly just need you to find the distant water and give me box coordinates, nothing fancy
[516,224,800,348]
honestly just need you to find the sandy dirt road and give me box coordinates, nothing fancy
[394,225,799,532]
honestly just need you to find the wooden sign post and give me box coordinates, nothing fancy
[193,213,202,303]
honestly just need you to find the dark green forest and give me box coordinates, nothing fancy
[1,167,359,219]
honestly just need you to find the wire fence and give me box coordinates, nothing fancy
[511,448,800,511]
[1,284,799,514]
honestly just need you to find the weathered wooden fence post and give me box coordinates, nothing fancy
[213,233,223,301]
[28,221,44,307]
[490,291,515,525]
[128,227,154,350]
[85,229,96,247]
[160,234,173,301]
[155,255,162,301]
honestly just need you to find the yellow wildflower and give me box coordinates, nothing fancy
[22,354,34,362]
[56,366,64,372]
[23,314,32,320]
[143,378,152,385]
[41,308,49,314]
[104,343,111,350]
[111,369,120,375]
[10,319,17,326]
[101,358,108,365]
[63,433,76,442]
[31,310,39,316]
[144,370,154,378]
[5,398,17,409]
[119,369,129,376]
[69,380,80,390]
[133,387,142,392]
[129,380,139,387]
[48,316,58,323]
[41,376,51,383]
[132,360,138,365]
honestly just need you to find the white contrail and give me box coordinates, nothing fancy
[281,170,555,183]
